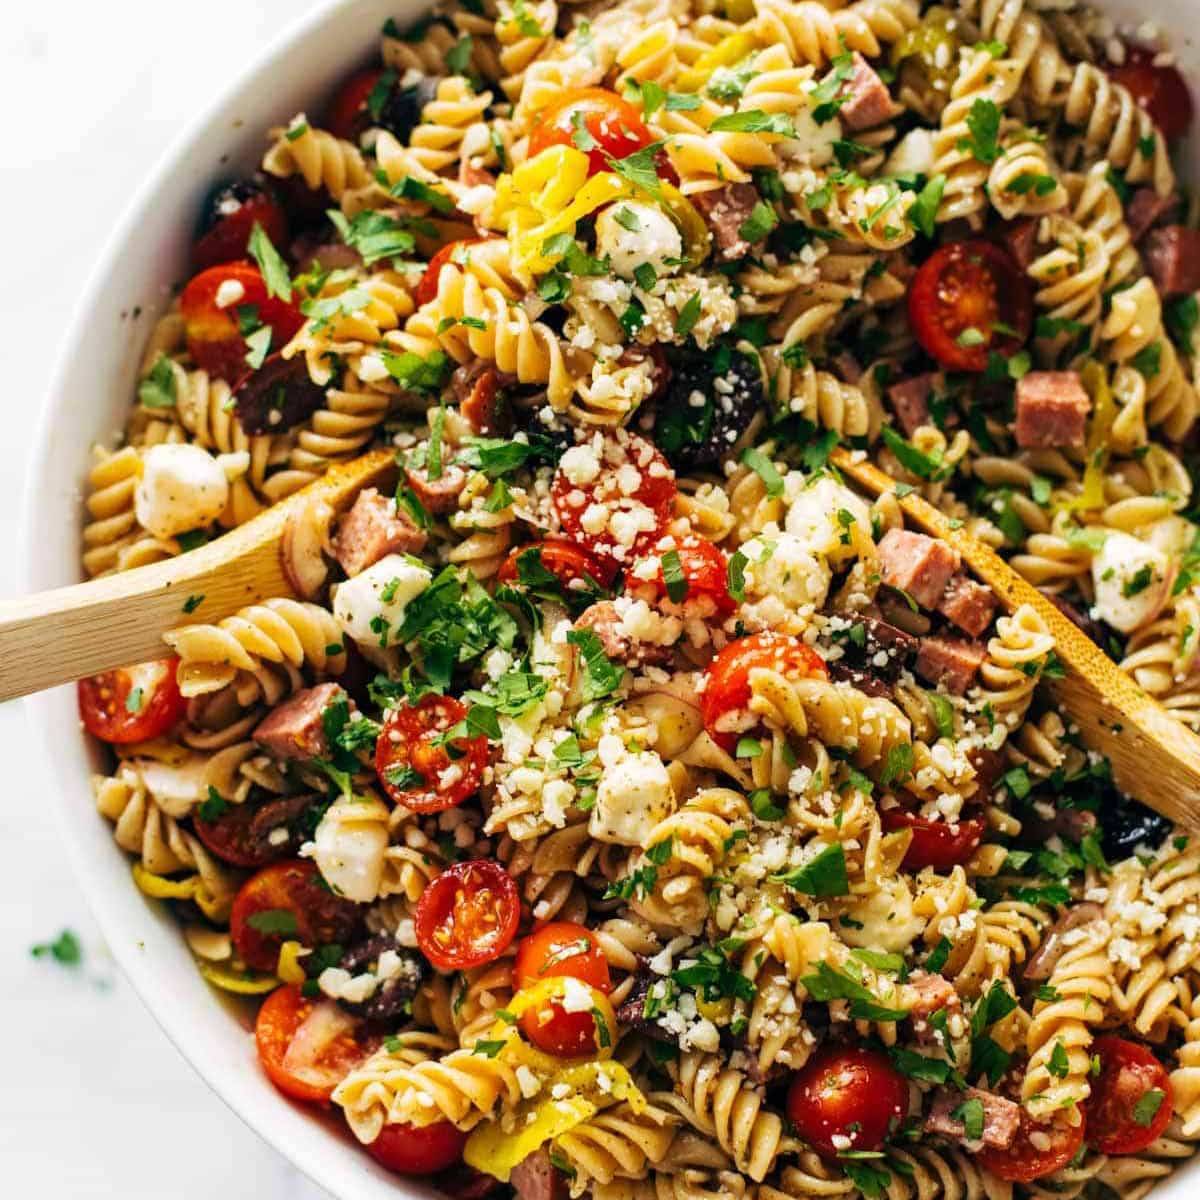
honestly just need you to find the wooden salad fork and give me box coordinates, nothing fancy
[0,449,397,705]
[832,448,1200,827]
[1,440,1197,825]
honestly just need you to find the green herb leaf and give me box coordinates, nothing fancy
[248,222,293,301]
[769,843,849,897]
[741,446,784,497]
[246,908,299,936]
[138,356,177,409]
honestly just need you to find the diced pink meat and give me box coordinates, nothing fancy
[915,636,986,695]
[510,1150,567,1200]
[907,970,960,1020]
[1014,370,1091,449]
[876,529,961,609]
[1126,188,1180,242]
[574,601,673,667]
[253,683,349,761]
[925,1087,1021,1149]
[887,374,936,436]
[405,464,468,515]
[937,574,997,638]
[997,218,1038,272]
[332,488,427,578]
[837,53,903,131]
[1143,226,1200,297]
[690,183,762,262]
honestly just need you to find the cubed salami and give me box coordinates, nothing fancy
[887,374,937,436]
[925,1087,1021,1149]
[690,183,762,262]
[332,488,427,577]
[938,574,997,637]
[915,636,986,695]
[1143,225,1200,297]
[998,217,1038,271]
[1014,371,1091,449]
[837,53,903,131]
[877,528,961,608]
[1126,187,1181,242]
[253,683,348,761]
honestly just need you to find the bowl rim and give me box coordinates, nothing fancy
[18,2,436,1197]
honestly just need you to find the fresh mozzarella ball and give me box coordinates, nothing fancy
[1090,531,1175,633]
[332,554,432,647]
[594,201,683,279]
[785,476,873,564]
[884,128,935,178]
[134,443,246,539]
[312,794,390,903]
[1140,514,1194,561]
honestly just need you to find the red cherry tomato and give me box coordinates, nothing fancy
[978,1109,1086,1183]
[529,88,658,178]
[881,803,985,871]
[551,433,678,565]
[1082,1036,1173,1155]
[374,695,488,813]
[180,262,305,384]
[230,860,361,973]
[416,238,491,307]
[77,658,187,744]
[701,632,827,749]
[497,538,616,590]
[254,984,377,1103]
[908,240,1032,372]
[515,922,612,1058]
[193,181,289,272]
[326,68,386,142]
[786,1046,908,1158]
[1108,47,1194,141]
[643,534,734,614]
[414,860,521,972]
[366,1120,468,1175]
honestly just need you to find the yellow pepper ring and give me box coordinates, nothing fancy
[675,31,759,92]
[493,978,620,1062]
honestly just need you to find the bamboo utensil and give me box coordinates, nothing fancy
[0,449,396,704]
[832,447,1200,827]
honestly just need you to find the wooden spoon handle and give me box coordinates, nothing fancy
[0,449,397,703]
[832,448,1200,828]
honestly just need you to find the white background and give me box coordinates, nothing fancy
[0,3,330,1194]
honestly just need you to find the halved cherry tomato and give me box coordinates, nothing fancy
[1109,47,1194,141]
[881,803,985,871]
[459,365,511,437]
[530,88,660,179]
[231,860,361,973]
[551,433,678,565]
[701,632,827,749]
[77,658,187,744]
[180,261,305,384]
[326,68,386,142]
[642,534,733,614]
[193,793,312,868]
[515,922,612,1058]
[786,1046,908,1157]
[366,1120,468,1174]
[908,240,1032,372]
[374,695,488,813]
[254,984,378,1103]
[415,860,521,972]
[416,238,490,307]
[1082,1036,1173,1155]
[978,1109,1086,1183]
[193,180,289,272]
[498,538,616,590]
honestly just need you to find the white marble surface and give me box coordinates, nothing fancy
[0,3,332,1194]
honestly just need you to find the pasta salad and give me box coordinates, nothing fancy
[76,0,1200,1197]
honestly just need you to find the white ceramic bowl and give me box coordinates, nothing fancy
[18,0,1200,1196]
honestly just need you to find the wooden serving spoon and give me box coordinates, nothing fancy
[0,448,397,705]
[832,447,1200,828]
[2,440,1197,825]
